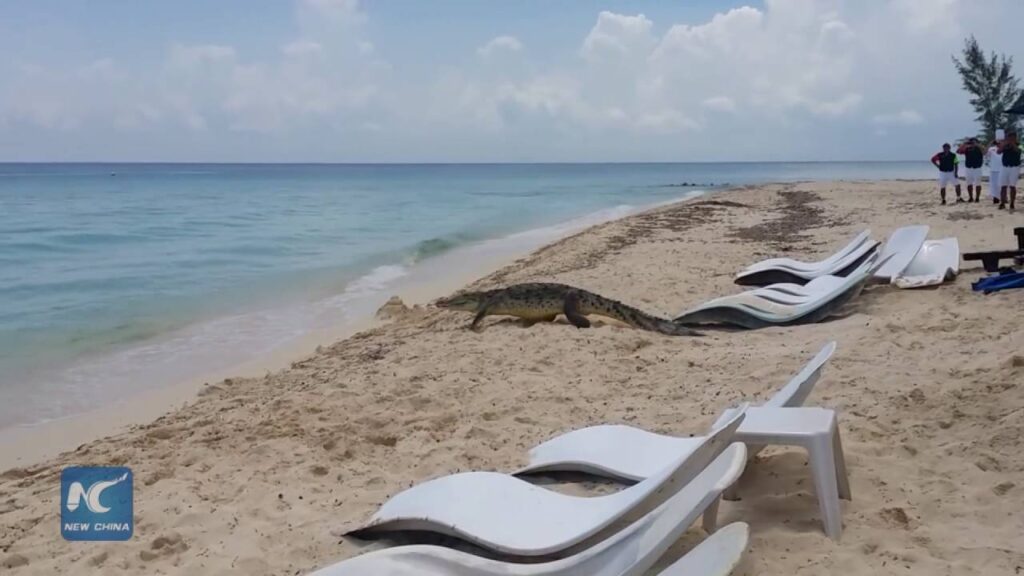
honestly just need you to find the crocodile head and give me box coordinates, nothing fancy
[435,290,489,311]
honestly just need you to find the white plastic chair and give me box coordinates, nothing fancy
[312,449,749,576]
[676,254,883,329]
[892,237,960,289]
[720,406,850,541]
[735,229,877,285]
[872,225,929,281]
[520,407,850,541]
[517,344,850,541]
[518,342,836,481]
[740,229,872,273]
[346,411,746,557]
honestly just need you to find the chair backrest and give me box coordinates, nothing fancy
[571,409,747,556]
[873,225,929,279]
[817,229,873,267]
[765,341,837,408]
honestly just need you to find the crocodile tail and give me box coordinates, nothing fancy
[599,297,702,337]
[653,318,704,337]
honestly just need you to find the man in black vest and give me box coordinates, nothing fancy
[957,138,985,202]
[999,132,1021,211]
[931,143,958,205]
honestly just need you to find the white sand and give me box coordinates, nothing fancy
[1,180,1022,575]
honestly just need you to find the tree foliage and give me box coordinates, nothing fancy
[952,35,1021,141]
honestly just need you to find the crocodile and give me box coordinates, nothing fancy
[435,282,701,336]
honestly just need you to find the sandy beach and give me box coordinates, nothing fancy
[2,179,1022,575]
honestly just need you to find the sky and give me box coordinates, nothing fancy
[1,0,1022,163]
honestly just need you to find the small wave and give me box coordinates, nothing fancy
[322,264,409,308]
[503,203,638,242]
[412,237,461,261]
[410,232,486,262]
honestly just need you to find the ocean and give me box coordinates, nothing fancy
[0,162,933,428]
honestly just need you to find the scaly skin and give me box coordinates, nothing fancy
[435,282,701,336]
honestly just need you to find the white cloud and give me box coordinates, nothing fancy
[168,44,236,69]
[282,40,323,57]
[300,0,365,25]
[3,0,1024,161]
[702,96,737,113]
[892,0,959,35]
[581,12,655,62]
[872,109,925,126]
[477,35,523,58]
[808,93,863,117]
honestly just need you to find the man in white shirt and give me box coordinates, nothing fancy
[986,139,1002,204]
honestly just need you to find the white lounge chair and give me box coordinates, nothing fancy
[735,229,878,286]
[517,342,836,481]
[346,411,746,557]
[520,407,850,540]
[313,452,749,576]
[676,254,884,329]
[892,237,960,289]
[872,225,929,281]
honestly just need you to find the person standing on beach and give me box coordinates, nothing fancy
[953,154,964,201]
[987,137,1003,204]
[999,132,1021,210]
[931,143,959,205]
[958,138,985,202]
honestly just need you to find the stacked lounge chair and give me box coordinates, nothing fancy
[315,447,749,575]
[682,225,961,329]
[675,253,884,329]
[736,225,961,289]
[734,230,879,286]
[346,411,747,556]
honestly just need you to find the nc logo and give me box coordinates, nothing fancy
[65,471,129,513]
[61,467,133,541]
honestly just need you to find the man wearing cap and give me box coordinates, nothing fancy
[957,138,985,202]
[999,131,1021,211]
[931,143,958,205]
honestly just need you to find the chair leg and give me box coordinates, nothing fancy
[702,496,720,533]
[723,483,740,501]
[833,426,852,501]
[808,434,843,541]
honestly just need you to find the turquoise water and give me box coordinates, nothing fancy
[0,162,931,426]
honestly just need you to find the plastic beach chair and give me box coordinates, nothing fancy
[520,406,850,541]
[735,229,878,286]
[676,254,884,329]
[892,238,960,289]
[312,451,750,576]
[517,342,836,481]
[872,225,929,281]
[345,411,746,557]
[517,345,850,541]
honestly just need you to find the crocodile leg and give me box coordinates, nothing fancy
[470,304,491,331]
[563,292,591,329]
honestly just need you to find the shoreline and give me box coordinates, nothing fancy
[0,192,703,470]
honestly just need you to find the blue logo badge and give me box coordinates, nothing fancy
[61,467,133,541]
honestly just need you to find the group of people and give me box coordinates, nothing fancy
[932,130,1022,211]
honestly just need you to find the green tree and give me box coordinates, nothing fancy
[952,35,1021,140]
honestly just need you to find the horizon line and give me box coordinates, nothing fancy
[0,160,929,165]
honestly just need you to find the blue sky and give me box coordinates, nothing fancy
[1,0,1021,162]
